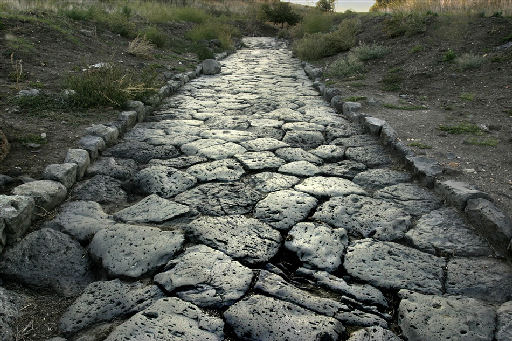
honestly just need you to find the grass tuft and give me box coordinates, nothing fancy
[438,123,485,135]
[128,35,155,59]
[140,26,167,48]
[443,49,457,62]
[459,92,476,101]
[384,12,430,38]
[327,54,365,79]
[463,137,499,146]
[344,96,367,102]
[186,21,238,50]
[352,44,390,61]
[455,53,484,70]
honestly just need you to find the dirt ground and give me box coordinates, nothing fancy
[321,14,512,216]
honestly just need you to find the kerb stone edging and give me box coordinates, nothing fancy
[0,54,228,254]
[302,61,512,258]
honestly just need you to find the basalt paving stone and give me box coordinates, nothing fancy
[274,147,323,164]
[105,141,179,164]
[333,135,379,147]
[264,108,304,122]
[374,183,442,217]
[12,180,67,212]
[295,176,367,198]
[241,138,289,151]
[352,169,412,192]
[406,208,492,256]
[319,160,367,179]
[185,215,281,264]
[282,130,325,149]
[314,194,411,240]
[345,145,392,168]
[59,279,164,334]
[497,301,512,341]
[282,121,325,131]
[254,189,318,230]
[145,133,200,147]
[198,141,247,160]
[175,182,262,216]
[0,287,25,341]
[278,161,320,176]
[243,171,300,193]
[89,224,184,278]
[148,155,207,169]
[326,126,364,141]
[154,245,253,308]
[224,294,344,341]
[446,256,512,303]
[71,175,127,206]
[185,159,245,181]
[205,115,250,129]
[105,297,224,341]
[86,157,137,180]
[125,165,197,199]
[249,118,284,128]
[248,126,285,140]
[347,326,401,341]
[234,151,285,170]
[398,290,496,341]
[199,129,256,142]
[310,145,345,162]
[344,239,445,294]
[180,138,225,155]
[285,222,348,272]
[113,194,190,224]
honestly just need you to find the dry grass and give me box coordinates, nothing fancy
[127,35,155,59]
[380,0,512,16]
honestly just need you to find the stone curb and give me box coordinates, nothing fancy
[0,52,230,253]
[302,61,512,258]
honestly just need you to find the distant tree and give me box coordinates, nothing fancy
[262,2,301,27]
[316,0,336,12]
[370,0,403,11]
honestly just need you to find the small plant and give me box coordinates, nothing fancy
[443,49,457,62]
[344,96,367,102]
[327,54,365,79]
[380,68,402,91]
[384,12,430,38]
[408,142,432,149]
[455,53,484,70]
[262,2,301,27]
[17,134,47,145]
[352,44,390,61]
[460,92,476,101]
[108,12,136,38]
[141,27,167,48]
[439,123,484,135]
[4,34,35,57]
[128,35,155,59]
[503,33,512,43]
[9,54,24,90]
[463,137,499,146]
[186,21,238,50]
[193,43,214,61]
[410,45,424,53]
[295,11,334,36]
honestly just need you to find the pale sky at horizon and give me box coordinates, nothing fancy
[284,0,376,12]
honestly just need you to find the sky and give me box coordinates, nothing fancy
[284,0,376,12]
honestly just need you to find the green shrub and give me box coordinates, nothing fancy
[141,27,167,48]
[297,11,334,36]
[174,7,210,23]
[352,44,389,61]
[443,49,457,62]
[316,0,336,12]
[186,21,238,50]
[455,53,484,70]
[193,44,214,61]
[327,54,365,79]
[4,35,35,57]
[385,12,430,37]
[108,12,136,38]
[381,68,402,91]
[410,45,424,53]
[262,2,301,27]
[438,123,484,135]
[62,8,93,21]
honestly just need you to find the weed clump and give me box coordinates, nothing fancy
[293,11,334,37]
[443,49,457,62]
[352,44,390,61]
[186,21,238,50]
[384,12,431,37]
[455,53,484,70]
[327,54,365,79]
[438,123,484,135]
[140,26,167,48]
[128,35,155,59]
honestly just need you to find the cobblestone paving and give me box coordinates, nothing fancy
[2,38,512,341]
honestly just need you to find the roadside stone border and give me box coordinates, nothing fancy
[0,55,227,254]
[302,61,512,258]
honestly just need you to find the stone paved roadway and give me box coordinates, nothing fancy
[1,38,512,341]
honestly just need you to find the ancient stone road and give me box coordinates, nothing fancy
[1,38,512,340]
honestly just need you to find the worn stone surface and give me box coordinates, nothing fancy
[286,222,348,271]
[0,228,94,296]
[241,137,288,151]
[254,190,317,230]
[275,147,323,164]
[319,160,367,179]
[446,256,512,303]
[374,183,442,216]
[113,194,189,223]
[0,194,34,242]
[345,145,392,167]
[497,301,512,341]
[78,135,105,159]
[295,176,366,197]
[435,180,489,210]
[278,160,320,176]
[234,151,285,170]
[310,145,345,161]
[186,159,244,181]
[105,297,224,341]
[202,59,221,75]
[60,280,164,334]
[71,175,127,205]
[86,157,137,180]
[126,165,197,198]
[65,148,90,179]
[398,290,496,341]
[0,288,25,341]
[465,198,512,247]
[344,239,444,294]
[13,180,67,212]
[353,169,412,191]
[106,141,179,164]
[224,294,344,341]
[154,245,253,308]
[186,215,281,264]
[89,224,184,278]
[348,326,400,341]
[43,163,78,189]
[314,195,411,240]
[244,171,300,192]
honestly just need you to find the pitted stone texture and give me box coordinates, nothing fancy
[149,155,207,169]
[296,268,387,308]
[60,280,164,334]
[446,257,512,303]
[310,145,345,162]
[282,121,324,131]
[375,183,442,217]
[78,135,105,159]
[154,245,253,308]
[43,163,78,188]
[249,118,284,128]
[0,228,93,296]
[0,194,34,242]
[398,290,496,341]
[282,130,325,148]
[406,208,491,256]
[200,129,255,142]
[334,135,379,147]
[65,148,90,179]
[224,295,344,341]
[275,147,323,164]
[244,171,300,193]
[254,190,317,230]
[181,138,225,155]
[348,326,400,341]
[175,182,262,216]
[353,169,412,192]
[435,180,489,210]
[497,301,512,341]
[278,161,320,176]
[234,151,285,170]
[198,141,247,160]
[344,239,444,294]
[105,297,224,341]
[47,201,114,242]
[85,124,119,145]
[345,145,392,167]
[206,115,249,129]
[86,157,137,180]
[319,160,367,179]
[285,223,348,272]
[13,180,67,212]
[106,141,179,164]
[326,126,364,141]
[186,215,281,264]
[126,166,197,199]
[295,176,366,197]
[465,198,512,245]
[71,175,127,205]
[202,59,221,75]
[265,108,303,122]
[0,288,25,341]
[248,126,285,140]
[186,159,244,181]
[113,194,189,223]
[314,194,411,240]
[241,138,288,151]
[89,224,184,278]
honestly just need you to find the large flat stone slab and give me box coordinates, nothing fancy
[497,301,512,341]
[71,175,127,205]
[244,171,300,192]
[154,245,253,308]
[0,228,94,296]
[105,297,224,341]
[105,141,179,164]
[275,147,323,164]
[319,160,367,179]
[345,145,392,167]
[348,326,400,341]
[185,215,281,264]
[398,290,496,341]
[113,194,190,223]
[234,151,285,170]
[200,129,255,142]
[0,194,34,242]
[13,180,67,212]
[374,183,442,217]
[224,295,344,341]
[241,137,288,151]
[353,169,412,191]
[254,190,317,230]
[0,288,25,341]
[344,239,444,294]
[295,176,366,197]
[186,159,245,181]
[125,166,197,199]
[313,195,411,240]
[89,224,184,278]
[86,157,137,180]
[282,130,325,148]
